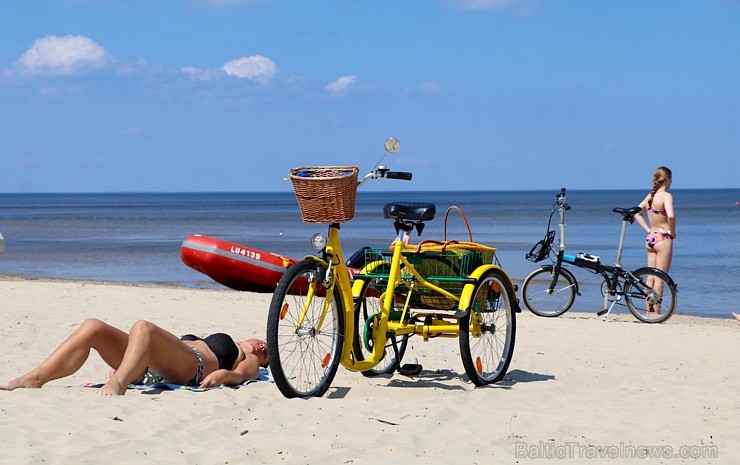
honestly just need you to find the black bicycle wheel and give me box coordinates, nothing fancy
[266,259,344,398]
[521,267,576,317]
[459,269,516,386]
[624,267,677,323]
[353,278,409,376]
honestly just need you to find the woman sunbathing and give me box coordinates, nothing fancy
[0,319,268,395]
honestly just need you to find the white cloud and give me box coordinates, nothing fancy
[118,58,150,76]
[445,0,544,14]
[208,0,260,5]
[400,80,443,97]
[221,55,277,83]
[417,81,442,95]
[16,35,115,75]
[326,75,357,95]
[181,66,223,81]
[121,127,142,136]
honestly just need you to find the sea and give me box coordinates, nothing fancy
[0,189,738,319]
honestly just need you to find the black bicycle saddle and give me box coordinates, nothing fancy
[613,206,642,221]
[383,202,436,222]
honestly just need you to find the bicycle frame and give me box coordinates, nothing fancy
[357,228,480,340]
[302,219,511,373]
[534,191,675,319]
[298,223,385,372]
[548,202,631,312]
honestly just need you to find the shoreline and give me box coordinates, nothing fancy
[1,273,734,321]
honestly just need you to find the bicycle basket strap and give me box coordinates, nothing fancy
[413,239,458,254]
[443,206,473,242]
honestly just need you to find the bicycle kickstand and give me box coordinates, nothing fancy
[597,293,619,321]
[597,303,617,321]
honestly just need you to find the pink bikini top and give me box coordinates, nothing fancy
[647,206,667,216]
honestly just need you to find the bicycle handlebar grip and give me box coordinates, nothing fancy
[386,171,412,181]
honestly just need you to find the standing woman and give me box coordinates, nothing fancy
[634,167,676,312]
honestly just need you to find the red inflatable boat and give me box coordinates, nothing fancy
[180,234,362,292]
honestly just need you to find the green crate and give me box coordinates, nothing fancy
[360,245,498,310]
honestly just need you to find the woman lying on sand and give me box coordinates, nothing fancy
[0,319,268,395]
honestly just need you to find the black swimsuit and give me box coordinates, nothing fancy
[181,333,239,370]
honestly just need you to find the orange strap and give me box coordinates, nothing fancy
[444,206,473,242]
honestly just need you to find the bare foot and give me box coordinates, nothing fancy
[0,376,43,391]
[99,378,127,396]
[732,312,740,321]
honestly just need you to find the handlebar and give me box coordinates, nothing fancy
[386,171,412,181]
[357,166,413,187]
[554,188,570,210]
[356,138,413,187]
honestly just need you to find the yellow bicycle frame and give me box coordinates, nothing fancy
[303,224,387,372]
[302,223,518,373]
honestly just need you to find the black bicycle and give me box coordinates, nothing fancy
[521,188,678,323]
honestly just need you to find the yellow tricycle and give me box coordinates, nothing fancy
[266,138,519,398]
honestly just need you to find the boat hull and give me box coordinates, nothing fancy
[181,234,360,292]
[181,235,297,292]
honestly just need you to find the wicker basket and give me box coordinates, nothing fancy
[289,166,359,223]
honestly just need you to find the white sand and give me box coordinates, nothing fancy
[0,278,737,464]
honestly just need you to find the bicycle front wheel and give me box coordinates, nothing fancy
[459,269,516,386]
[521,267,576,317]
[266,259,345,398]
[354,278,408,376]
[624,268,677,323]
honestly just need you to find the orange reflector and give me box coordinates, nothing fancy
[280,303,289,320]
[476,357,483,374]
[321,353,331,368]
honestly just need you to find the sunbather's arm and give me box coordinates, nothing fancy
[198,353,260,388]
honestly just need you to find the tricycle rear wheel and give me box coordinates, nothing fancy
[459,269,516,385]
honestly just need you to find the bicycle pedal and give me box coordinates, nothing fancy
[596,309,608,316]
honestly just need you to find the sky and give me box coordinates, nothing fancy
[0,0,738,193]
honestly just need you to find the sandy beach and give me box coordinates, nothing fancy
[0,277,737,464]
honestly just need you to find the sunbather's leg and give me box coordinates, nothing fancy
[101,320,200,395]
[1,318,128,391]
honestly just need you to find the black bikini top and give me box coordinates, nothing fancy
[181,333,239,370]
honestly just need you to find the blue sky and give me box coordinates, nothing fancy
[1,0,738,193]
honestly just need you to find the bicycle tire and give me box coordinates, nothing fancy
[521,267,577,317]
[459,268,516,386]
[266,259,344,398]
[353,278,409,376]
[624,267,677,323]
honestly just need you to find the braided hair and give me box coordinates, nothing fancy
[648,166,672,208]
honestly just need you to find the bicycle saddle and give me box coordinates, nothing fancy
[383,202,436,221]
[613,206,641,221]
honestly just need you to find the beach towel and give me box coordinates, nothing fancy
[83,367,273,392]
